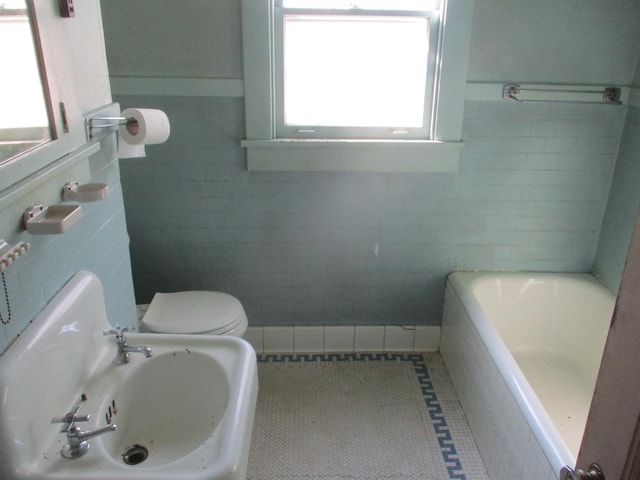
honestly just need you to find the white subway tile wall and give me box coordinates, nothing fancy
[323,325,355,351]
[354,325,385,351]
[263,326,294,353]
[246,325,441,354]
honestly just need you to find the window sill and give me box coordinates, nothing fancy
[241,139,463,173]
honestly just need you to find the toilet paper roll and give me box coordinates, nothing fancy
[119,108,171,146]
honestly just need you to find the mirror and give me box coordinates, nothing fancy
[0,0,52,165]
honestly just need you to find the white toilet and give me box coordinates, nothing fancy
[140,291,248,337]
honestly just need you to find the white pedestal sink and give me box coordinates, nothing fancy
[0,271,258,480]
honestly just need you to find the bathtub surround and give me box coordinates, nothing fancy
[248,352,489,480]
[440,288,555,480]
[117,95,624,328]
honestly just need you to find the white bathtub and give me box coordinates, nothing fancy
[440,272,615,480]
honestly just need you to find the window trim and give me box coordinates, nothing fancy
[241,0,474,172]
[0,0,89,193]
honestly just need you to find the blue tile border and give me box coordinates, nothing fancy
[258,352,466,480]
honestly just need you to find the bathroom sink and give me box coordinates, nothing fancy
[101,349,230,467]
[0,271,258,480]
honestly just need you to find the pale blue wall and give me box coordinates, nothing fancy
[592,60,640,291]
[103,0,640,327]
[467,0,640,84]
[0,133,137,352]
[593,107,640,292]
[0,1,137,353]
[116,95,624,326]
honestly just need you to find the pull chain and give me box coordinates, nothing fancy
[0,272,11,325]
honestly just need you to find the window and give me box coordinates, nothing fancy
[0,0,92,193]
[275,0,439,140]
[241,0,473,172]
[0,0,52,165]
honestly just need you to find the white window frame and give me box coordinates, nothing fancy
[0,0,91,193]
[241,0,474,172]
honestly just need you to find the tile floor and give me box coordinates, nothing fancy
[247,352,489,480]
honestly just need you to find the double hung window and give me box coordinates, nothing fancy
[241,0,473,172]
[275,0,440,140]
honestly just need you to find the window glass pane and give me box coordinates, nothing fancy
[283,0,439,11]
[0,0,52,164]
[283,15,429,128]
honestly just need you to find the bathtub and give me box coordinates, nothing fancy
[439,272,615,480]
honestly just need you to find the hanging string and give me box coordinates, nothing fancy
[0,272,11,325]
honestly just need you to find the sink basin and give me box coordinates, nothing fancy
[102,350,229,467]
[0,271,258,480]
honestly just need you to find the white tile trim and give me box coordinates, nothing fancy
[293,326,324,353]
[383,326,416,351]
[263,326,294,353]
[414,326,442,351]
[244,325,441,354]
[354,326,385,352]
[324,326,355,352]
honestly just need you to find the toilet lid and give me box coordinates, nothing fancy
[142,291,246,334]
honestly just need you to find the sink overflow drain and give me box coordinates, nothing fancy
[122,444,148,465]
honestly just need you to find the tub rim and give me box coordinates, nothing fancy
[446,271,612,475]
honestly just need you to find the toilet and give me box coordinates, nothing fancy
[140,291,248,337]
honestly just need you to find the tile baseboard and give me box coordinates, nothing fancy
[137,303,440,353]
[244,325,441,354]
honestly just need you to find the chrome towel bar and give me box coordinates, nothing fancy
[503,84,622,105]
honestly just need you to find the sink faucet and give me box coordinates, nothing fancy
[62,424,117,459]
[52,405,117,459]
[103,325,153,365]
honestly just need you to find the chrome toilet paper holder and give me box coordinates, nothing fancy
[86,116,138,140]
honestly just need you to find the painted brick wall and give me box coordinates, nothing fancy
[118,95,625,327]
[593,106,640,292]
[0,134,137,352]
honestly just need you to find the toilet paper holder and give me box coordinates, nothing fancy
[86,116,138,140]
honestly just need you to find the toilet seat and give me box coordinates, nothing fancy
[141,291,248,336]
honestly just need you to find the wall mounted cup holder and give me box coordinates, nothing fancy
[62,181,109,203]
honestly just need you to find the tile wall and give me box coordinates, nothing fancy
[0,133,137,352]
[593,106,640,292]
[121,95,628,325]
[440,282,559,480]
[244,325,441,354]
[117,95,626,328]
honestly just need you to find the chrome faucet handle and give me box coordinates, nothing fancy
[51,405,91,432]
[62,423,117,459]
[103,324,128,340]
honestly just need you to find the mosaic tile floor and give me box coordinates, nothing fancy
[247,352,489,480]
